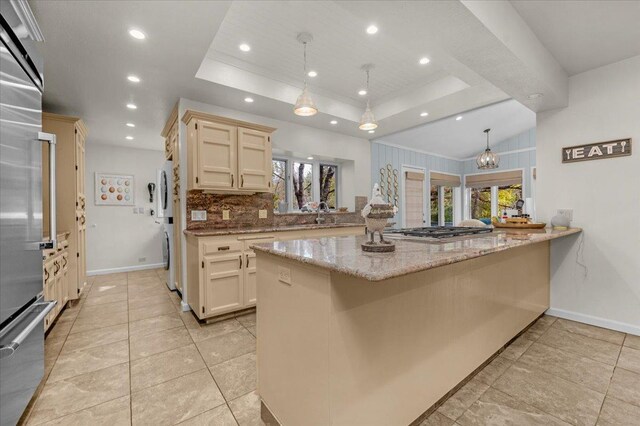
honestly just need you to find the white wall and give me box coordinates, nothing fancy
[85,144,166,274]
[537,55,640,334]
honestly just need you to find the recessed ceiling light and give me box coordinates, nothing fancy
[307,70,317,77]
[126,103,137,110]
[420,112,429,117]
[419,57,430,65]
[528,93,543,99]
[126,136,134,140]
[455,116,463,121]
[368,130,375,134]
[330,120,338,125]
[128,29,146,40]
[239,43,251,52]
[358,89,367,96]
[366,25,378,35]
[127,75,140,83]
[126,123,135,127]
[244,97,254,103]
[307,156,314,160]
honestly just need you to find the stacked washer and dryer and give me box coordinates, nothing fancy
[157,161,176,291]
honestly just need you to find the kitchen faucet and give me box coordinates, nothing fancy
[316,201,329,224]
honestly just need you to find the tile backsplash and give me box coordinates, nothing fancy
[186,191,365,230]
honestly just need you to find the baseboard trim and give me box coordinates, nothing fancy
[87,263,165,276]
[546,307,640,336]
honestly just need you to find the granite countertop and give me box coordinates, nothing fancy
[183,222,365,237]
[251,228,582,281]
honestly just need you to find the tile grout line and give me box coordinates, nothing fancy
[594,336,624,423]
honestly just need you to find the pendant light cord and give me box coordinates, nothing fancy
[366,69,371,107]
[303,42,308,88]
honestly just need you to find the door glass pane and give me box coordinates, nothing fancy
[272,159,287,208]
[430,185,439,226]
[497,184,523,212]
[319,164,337,209]
[292,162,313,209]
[470,187,491,220]
[443,186,453,226]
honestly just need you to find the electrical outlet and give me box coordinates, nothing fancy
[138,207,145,214]
[259,209,267,219]
[138,257,146,262]
[557,209,573,221]
[133,207,138,214]
[222,210,230,220]
[191,210,207,221]
[278,266,291,285]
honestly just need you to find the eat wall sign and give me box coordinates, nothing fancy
[562,138,632,163]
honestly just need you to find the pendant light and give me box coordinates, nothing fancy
[293,33,318,117]
[359,64,378,131]
[476,128,500,169]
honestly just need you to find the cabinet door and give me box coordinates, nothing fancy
[243,251,257,307]
[202,253,243,317]
[75,129,85,200]
[238,127,271,191]
[76,225,87,297]
[197,120,237,189]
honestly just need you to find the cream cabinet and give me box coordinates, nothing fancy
[43,236,70,331]
[182,110,276,193]
[186,226,365,320]
[43,113,88,300]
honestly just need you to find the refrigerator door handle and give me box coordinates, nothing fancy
[39,131,57,250]
[0,301,56,360]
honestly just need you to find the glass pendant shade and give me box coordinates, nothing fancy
[359,101,378,130]
[293,34,317,117]
[294,85,317,116]
[476,128,499,169]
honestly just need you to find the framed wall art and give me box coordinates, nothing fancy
[95,173,134,205]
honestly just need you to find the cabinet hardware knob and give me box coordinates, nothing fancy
[246,254,249,268]
[241,174,244,187]
[239,255,242,269]
[231,174,234,187]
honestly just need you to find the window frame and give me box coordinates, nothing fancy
[273,156,340,211]
[271,158,289,210]
[463,168,526,221]
[428,170,461,227]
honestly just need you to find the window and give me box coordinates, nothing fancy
[430,186,439,226]
[470,187,492,220]
[497,184,522,213]
[319,164,337,209]
[443,187,454,226]
[271,159,287,208]
[292,161,313,209]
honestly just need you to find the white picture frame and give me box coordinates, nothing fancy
[95,173,134,205]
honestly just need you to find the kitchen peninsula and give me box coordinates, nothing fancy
[253,228,581,426]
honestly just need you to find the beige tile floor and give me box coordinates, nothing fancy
[22,269,640,426]
[22,269,262,426]
[422,315,640,426]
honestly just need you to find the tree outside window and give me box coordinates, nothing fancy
[470,187,492,220]
[319,164,337,209]
[272,159,287,208]
[443,187,454,225]
[430,185,439,226]
[292,162,313,209]
[497,184,522,212]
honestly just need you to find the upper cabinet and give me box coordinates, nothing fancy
[182,110,276,193]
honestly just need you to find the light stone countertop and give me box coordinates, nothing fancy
[251,227,582,281]
[183,222,365,237]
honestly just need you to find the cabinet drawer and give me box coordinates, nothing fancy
[202,240,242,255]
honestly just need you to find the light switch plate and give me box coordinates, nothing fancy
[133,207,138,214]
[278,266,291,285]
[191,210,207,221]
[222,210,230,220]
[138,207,145,214]
[259,209,267,219]
[557,209,573,221]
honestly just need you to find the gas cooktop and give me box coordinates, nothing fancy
[384,226,493,240]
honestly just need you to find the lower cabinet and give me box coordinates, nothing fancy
[43,237,70,331]
[186,226,364,320]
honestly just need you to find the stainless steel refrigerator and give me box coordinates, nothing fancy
[0,2,57,425]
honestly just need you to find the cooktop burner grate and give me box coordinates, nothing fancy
[385,226,493,239]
